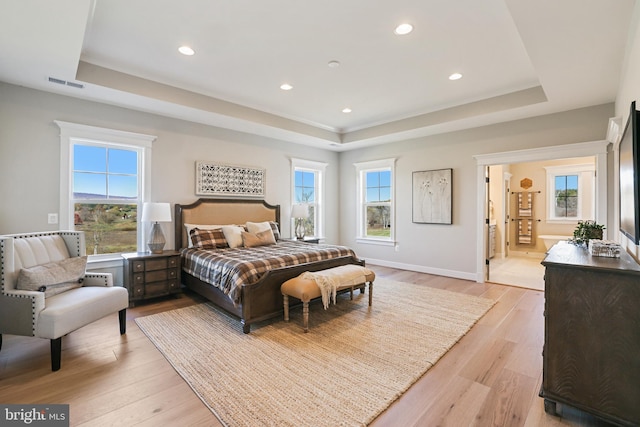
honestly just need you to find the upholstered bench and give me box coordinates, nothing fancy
[281,264,375,332]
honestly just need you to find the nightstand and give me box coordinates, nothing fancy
[122,251,181,303]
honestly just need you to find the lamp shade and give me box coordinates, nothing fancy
[291,203,309,219]
[141,202,172,222]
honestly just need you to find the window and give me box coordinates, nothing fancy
[355,158,395,244]
[545,164,595,222]
[56,121,156,257]
[73,144,139,254]
[553,175,578,217]
[292,158,326,238]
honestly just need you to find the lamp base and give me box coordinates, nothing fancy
[295,218,306,240]
[147,222,166,254]
[147,243,165,254]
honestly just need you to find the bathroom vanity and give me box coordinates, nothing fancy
[541,242,640,426]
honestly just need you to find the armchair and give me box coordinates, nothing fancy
[0,231,129,371]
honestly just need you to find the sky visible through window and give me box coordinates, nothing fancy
[73,145,138,199]
[366,171,391,202]
[294,170,315,202]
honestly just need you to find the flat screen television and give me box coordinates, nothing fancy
[619,101,640,244]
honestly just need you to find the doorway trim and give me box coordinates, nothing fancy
[473,140,610,283]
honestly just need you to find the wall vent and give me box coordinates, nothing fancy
[48,77,84,89]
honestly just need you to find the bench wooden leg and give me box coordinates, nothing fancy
[350,287,354,300]
[283,295,290,321]
[368,281,373,306]
[303,301,309,333]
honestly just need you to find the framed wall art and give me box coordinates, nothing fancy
[196,161,265,197]
[412,168,452,224]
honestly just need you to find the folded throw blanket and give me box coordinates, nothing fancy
[300,265,369,309]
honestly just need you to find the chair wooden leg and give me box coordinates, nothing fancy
[368,282,373,306]
[0,334,3,351]
[118,308,127,335]
[51,338,62,371]
[283,295,289,321]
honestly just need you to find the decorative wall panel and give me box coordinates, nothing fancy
[196,162,265,197]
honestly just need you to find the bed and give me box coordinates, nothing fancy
[174,198,365,333]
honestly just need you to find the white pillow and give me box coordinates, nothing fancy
[184,224,225,247]
[246,221,276,241]
[222,225,245,249]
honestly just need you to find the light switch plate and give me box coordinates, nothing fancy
[48,213,58,224]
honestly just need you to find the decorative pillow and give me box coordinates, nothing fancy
[222,225,246,249]
[190,228,228,249]
[246,221,280,241]
[269,221,281,241]
[184,224,226,247]
[242,230,277,248]
[16,256,87,298]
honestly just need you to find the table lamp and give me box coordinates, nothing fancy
[141,202,172,253]
[291,204,309,240]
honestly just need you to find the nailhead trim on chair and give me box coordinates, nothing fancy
[0,239,38,336]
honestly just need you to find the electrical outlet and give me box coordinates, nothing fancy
[395,244,400,252]
[48,213,58,224]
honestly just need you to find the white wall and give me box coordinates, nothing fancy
[615,2,640,261]
[339,104,613,279]
[0,82,340,248]
[0,81,617,282]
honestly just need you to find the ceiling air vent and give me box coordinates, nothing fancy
[48,77,84,89]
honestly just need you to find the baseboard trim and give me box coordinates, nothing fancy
[364,258,477,282]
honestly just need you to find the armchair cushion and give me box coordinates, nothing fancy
[16,256,87,297]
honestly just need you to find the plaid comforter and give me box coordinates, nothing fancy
[181,241,357,304]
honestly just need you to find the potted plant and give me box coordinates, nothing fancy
[569,220,605,246]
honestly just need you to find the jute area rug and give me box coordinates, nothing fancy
[135,278,495,427]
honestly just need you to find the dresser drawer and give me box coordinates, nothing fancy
[146,269,168,283]
[145,258,168,271]
[145,282,171,297]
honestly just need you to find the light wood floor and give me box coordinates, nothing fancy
[0,266,615,426]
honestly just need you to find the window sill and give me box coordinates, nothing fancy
[355,238,396,247]
[87,254,125,268]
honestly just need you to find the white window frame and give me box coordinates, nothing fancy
[55,121,156,259]
[545,163,595,223]
[291,158,327,239]
[354,158,396,246]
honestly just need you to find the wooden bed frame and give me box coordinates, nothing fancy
[174,198,364,333]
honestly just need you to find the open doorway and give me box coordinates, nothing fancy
[474,141,610,290]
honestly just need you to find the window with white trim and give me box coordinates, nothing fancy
[292,158,326,238]
[355,158,395,244]
[545,164,595,222]
[55,121,156,256]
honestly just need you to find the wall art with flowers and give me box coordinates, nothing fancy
[412,168,452,224]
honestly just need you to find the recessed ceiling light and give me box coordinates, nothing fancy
[328,60,340,68]
[394,23,413,35]
[449,72,463,80]
[280,83,293,91]
[342,108,352,113]
[178,46,195,56]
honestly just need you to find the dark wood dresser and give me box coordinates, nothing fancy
[541,242,640,426]
[122,251,181,304]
